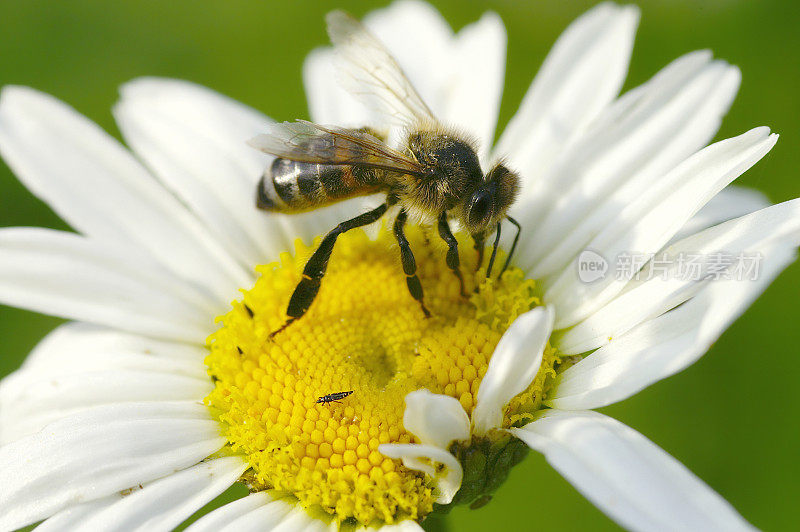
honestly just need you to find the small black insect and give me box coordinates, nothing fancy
[316,390,354,405]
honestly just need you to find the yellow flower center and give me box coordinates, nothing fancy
[205,225,557,526]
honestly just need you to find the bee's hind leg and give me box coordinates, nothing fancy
[437,214,467,298]
[394,209,431,318]
[270,202,390,338]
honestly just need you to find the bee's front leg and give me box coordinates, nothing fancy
[497,215,522,279]
[472,232,486,272]
[437,213,467,298]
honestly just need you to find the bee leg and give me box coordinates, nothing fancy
[486,222,502,277]
[393,209,431,318]
[270,202,390,338]
[437,213,467,298]
[498,216,522,279]
[472,232,486,273]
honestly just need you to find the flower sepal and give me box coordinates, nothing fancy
[434,431,529,512]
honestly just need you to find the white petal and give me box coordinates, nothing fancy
[511,410,756,531]
[115,77,286,267]
[21,322,207,372]
[546,127,778,329]
[402,389,470,449]
[549,243,796,410]
[673,185,770,242]
[1,324,213,442]
[0,367,211,445]
[0,402,225,530]
[35,497,120,531]
[0,86,250,304]
[87,457,245,531]
[379,443,462,504]
[117,77,273,176]
[221,499,295,532]
[0,228,216,342]
[472,306,554,435]
[271,506,328,532]
[40,457,246,532]
[558,198,800,354]
[520,52,740,277]
[439,11,506,159]
[496,3,639,190]
[184,492,273,532]
[303,515,339,532]
[3,323,212,441]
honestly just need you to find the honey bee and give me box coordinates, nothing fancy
[250,10,521,337]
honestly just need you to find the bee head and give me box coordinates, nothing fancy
[462,163,520,235]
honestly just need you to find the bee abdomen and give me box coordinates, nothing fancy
[257,158,383,213]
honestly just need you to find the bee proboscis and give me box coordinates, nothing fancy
[250,10,522,337]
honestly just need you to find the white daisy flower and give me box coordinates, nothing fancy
[1,1,797,531]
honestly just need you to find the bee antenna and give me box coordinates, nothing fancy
[485,222,502,277]
[498,216,521,279]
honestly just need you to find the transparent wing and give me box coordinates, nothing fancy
[326,10,437,127]
[248,120,426,176]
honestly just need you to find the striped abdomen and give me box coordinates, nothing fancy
[257,159,386,213]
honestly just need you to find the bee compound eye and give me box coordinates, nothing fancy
[468,189,492,227]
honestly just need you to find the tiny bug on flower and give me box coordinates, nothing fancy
[316,391,354,405]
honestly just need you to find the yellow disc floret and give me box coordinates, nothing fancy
[205,225,556,526]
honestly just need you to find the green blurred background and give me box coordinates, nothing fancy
[1,0,798,530]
